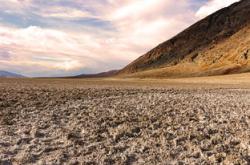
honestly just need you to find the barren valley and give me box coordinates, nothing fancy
[1,76,250,164]
[1,0,250,165]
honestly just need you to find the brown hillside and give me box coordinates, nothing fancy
[118,0,250,78]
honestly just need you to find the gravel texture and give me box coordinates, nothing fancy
[0,79,250,164]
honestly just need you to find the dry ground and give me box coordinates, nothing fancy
[1,75,250,164]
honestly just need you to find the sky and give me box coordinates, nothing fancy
[0,0,240,77]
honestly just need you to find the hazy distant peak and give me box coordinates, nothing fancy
[0,70,25,78]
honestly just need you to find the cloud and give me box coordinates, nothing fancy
[0,0,201,77]
[95,0,198,55]
[195,0,240,18]
[0,49,11,60]
[37,6,97,20]
[0,24,136,76]
[0,0,32,12]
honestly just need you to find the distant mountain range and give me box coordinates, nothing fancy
[0,70,25,78]
[74,70,119,78]
[117,0,250,78]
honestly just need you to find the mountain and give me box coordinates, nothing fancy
[0,70,25,78]
[74,70,119,78]
[118,0,250,78]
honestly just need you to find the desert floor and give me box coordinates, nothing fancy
[1,74,250,164]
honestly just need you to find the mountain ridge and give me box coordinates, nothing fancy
[118,0,250,78]
[74,70,119,78]
[0,70,25,78]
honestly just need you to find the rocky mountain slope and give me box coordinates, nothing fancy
[0,70,25,78]
[118,0,250,78]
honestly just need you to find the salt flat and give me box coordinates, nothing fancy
[0,76,250,164]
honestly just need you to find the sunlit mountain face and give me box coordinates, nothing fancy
[0,0,239,77]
